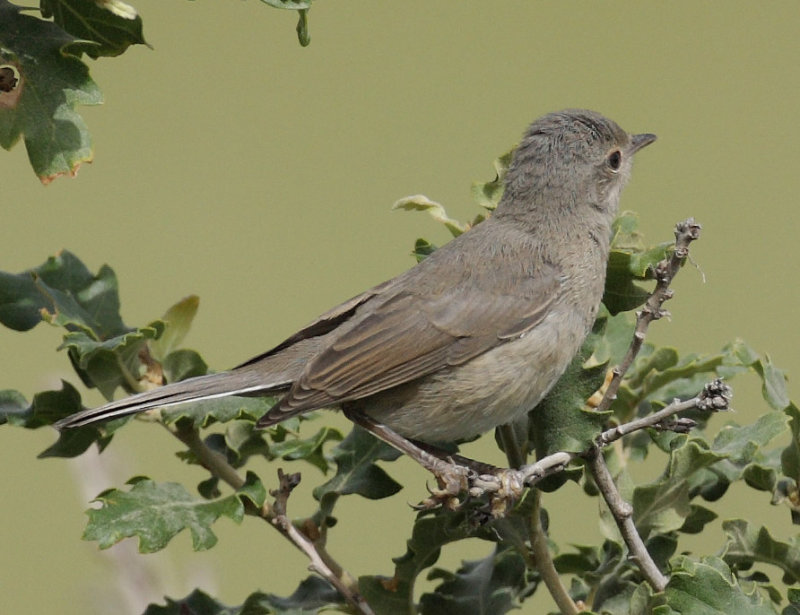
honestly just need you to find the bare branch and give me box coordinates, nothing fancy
[596,218,702,415]
[585,446,669,591]
[270,470,377,615]
[167,423,373,614]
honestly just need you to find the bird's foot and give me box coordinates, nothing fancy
[414,462,526,518]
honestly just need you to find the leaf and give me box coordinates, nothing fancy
[420,545,534,615]
[470,149,514,211]
[680,504,718,534]
[528,315,610,462]
[688,412,791,503]
[161,396,276,429]
[312,426,402,501]
[41,0,148,59]
[249,576,344,612]
[269,426,343,474]
[0,1,102,182]
[392,194,469,237]
[412,237,438,262]
[83,474,264,552]
[143,589,230,615]
[781,403,800,483]
[721,520,800,585]
[657,555,779,614]
[144,578,345,615]
[150,295,199,361]
[632,438,725,538]
[603,211,671,315]
[59,322,165,399]
[753,357,791,411]
[161,348,209,384]
[0,388,32,426]
[0,250,124,334]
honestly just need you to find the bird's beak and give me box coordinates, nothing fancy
[630,133,657,154]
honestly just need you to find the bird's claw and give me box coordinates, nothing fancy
[414,463,526,518]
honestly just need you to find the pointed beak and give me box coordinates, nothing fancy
[630,133,657,154]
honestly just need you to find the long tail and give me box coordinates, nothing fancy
[54,369,280,429]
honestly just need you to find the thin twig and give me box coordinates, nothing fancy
[270,470,376,615]
[168,422,374,614]
[584,446,669,591]
[595,218,702,415]
[529,489,579,615]
[497,424,579,615]
[585,218,701,592]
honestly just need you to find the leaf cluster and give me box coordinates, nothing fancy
[0,0,312,182]
[2,154,800,614]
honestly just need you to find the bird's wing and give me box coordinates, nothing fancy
[259,262,562,425]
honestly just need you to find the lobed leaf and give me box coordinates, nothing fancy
[721,520,800,585]
[41,0,148,59]
[83,473,265,552]
[0,1,102,181]
[633,438,725,538]
[420,545,534,615]
[656,556,779,614]
[312,426,402,502]
[143,578,344,615]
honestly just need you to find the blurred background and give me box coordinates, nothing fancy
[2,2,799,613]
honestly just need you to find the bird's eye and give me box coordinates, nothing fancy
[607,150,622,171]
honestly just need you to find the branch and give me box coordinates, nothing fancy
[584,445,669,591]
[586,217,701,592]
[473,379,731,494]
[270,469,376,615]
[595,217,702,414]
[168,422,374,614]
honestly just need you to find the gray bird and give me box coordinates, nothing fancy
[56,109,656,449]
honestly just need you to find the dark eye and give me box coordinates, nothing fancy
[607,150,622,171]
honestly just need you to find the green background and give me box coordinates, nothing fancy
[2,2,799,613]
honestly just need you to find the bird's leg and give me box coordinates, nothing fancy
[409,439,502,476]
[343,410,473,510]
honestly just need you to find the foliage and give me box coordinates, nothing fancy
[2,149,800,615]
[0,0,312,182]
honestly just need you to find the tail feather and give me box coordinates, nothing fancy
[54,369,279,429]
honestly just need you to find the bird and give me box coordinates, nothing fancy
[56,109,656,455]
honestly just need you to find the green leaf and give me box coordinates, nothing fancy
[83,475,249,552]
[150,295,199,361]
[41,0,148,59]
[752,357,791,411]
[143,589,230,615]
[781,403,800,483]
[392,194,470,237]
[680,504,718,534]
[248,576,345,612]
[528,316,610,461]
[161,396,276,429]
[470,149,514,211]
[0,251,124,334]
[269,426,343,474]
[603,211,671,315]
[161,349,209,383]
[60,321,165,399]
[0,388,32,426]
[144,578,345,615]
[659,555,779,614]
[0,1,102,182]
[721,520,800,585]
[312,426,402,501]
[633,438,725,538]
[420,545,534,615]
[0,381,113,455]
[412,237,438,262]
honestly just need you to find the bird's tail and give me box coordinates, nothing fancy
[54,369,279,429]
